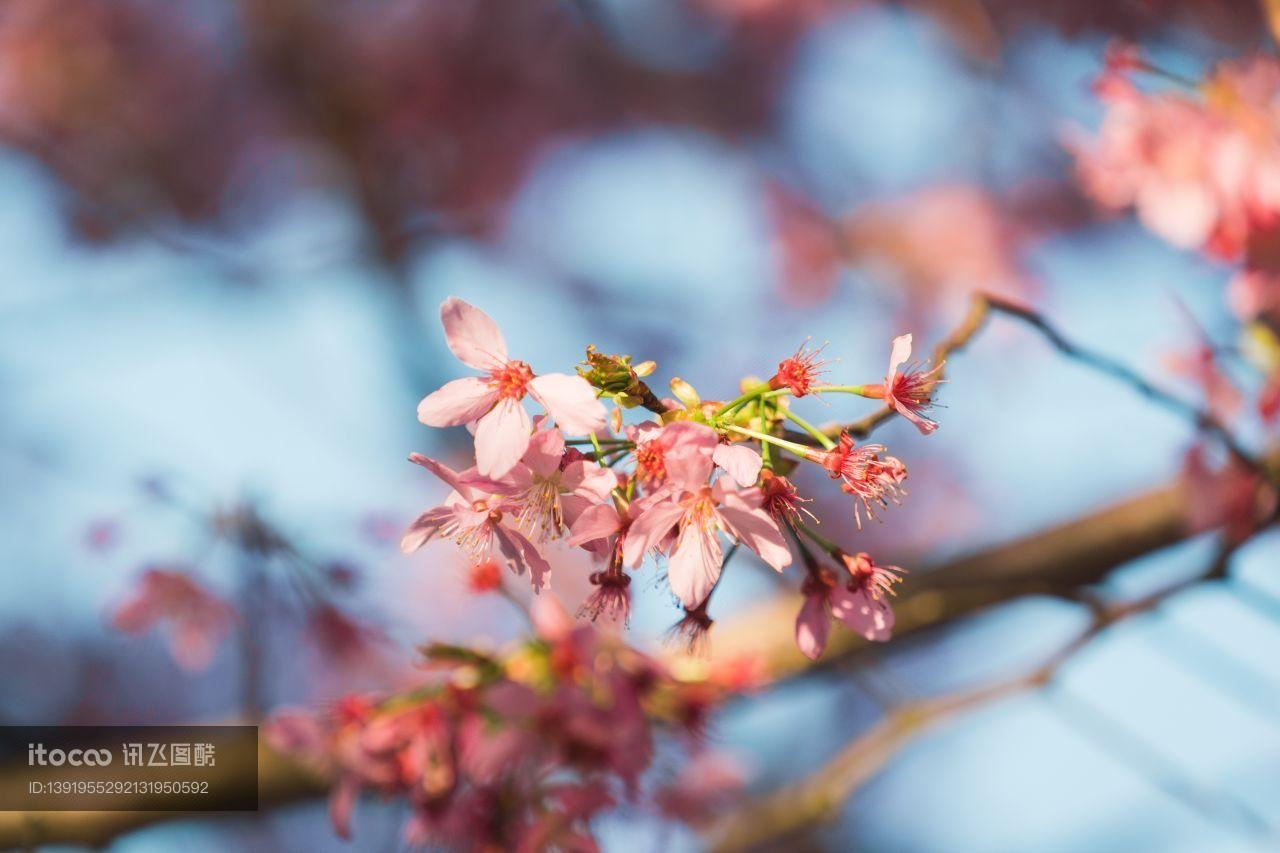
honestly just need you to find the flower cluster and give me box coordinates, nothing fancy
[268,596,743,848]
[404,297,944,660]
[1069,48,1280,424]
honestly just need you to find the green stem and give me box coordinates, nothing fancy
[724,425,814,457]
[797,523,841,556]
[813,384,873,397]
[782,409,835,450]
[715,383,771,418]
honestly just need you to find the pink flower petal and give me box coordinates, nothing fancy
[565,460,618,502]
[417,377,498,427]
[622,501,686,567]
[795,593,830,660]
[663,445,715,491]
[830,587,894,641]
[666,523,724,610]
[712,443,763,488]
[399,506,454,554]
[527,373,607,435]
[893,400,939,436]
[521,427,566,478]
[407,453,487,503]
[567,504,623,547]
[440,296,508,370]
[493,523,551,591]
[474,398,532,478]
[716,503,791,572]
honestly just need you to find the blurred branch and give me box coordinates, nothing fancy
[703,552,1253,852]
[1263,0,1280,45]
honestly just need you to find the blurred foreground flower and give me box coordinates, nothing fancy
[268,597,745,848]
[111,568,235,671]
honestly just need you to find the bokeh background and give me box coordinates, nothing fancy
[2,1,1279,850]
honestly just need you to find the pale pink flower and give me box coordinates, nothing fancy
[794,579,832,661]
[868,334,944,435]
[476,426,617,542]
[630,420,762,490]
[417,297,607,477]
[795,569,888,659]
[111,568,235,671]
[400,454,552,592]
[840,185,1033,312]
[1070,56,1280,262]
[623,440,790,609]
[808,432,907,527]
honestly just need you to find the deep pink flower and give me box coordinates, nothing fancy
[768,341,830,397]
[417,297,607,477]
[111,568,235,671]
[809,432,907,527]
[758,470,813,526]
[400,454,552,592]
[867,334,943,435]
[623,439,790,609]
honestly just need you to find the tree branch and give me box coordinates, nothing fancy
[667,473,1197,681]
[703,551,1252,852]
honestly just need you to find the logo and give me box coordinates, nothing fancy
[27,743,113,767]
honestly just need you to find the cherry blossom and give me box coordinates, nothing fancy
[400,453,552,591]
[868,334,945,435]
[808,432,908,526]
[417,297,607,477]
[768,341,830,397]
[623,441,790,609]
